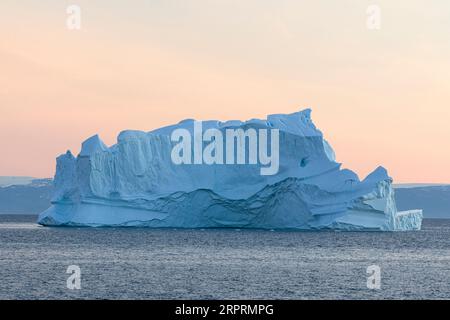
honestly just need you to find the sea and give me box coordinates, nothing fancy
[0,215,449,299]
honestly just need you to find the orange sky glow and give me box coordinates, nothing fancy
[1,0,449,183]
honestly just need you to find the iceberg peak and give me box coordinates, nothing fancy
[364,166,390,182]
[79,134,108,157]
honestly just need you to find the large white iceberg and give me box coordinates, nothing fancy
[38,109,422,230]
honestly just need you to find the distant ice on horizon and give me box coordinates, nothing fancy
[0,176,36,187]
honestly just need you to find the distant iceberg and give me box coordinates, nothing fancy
[38,109,422,230]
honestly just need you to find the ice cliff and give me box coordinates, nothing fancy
[38,109,422,230]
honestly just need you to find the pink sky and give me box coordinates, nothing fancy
[1,1,450,182]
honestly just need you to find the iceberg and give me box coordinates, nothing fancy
[38,109,422,230]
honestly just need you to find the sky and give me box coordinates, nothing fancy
[0,0,449,183]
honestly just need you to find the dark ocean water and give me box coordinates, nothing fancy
[0,215,449,300]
